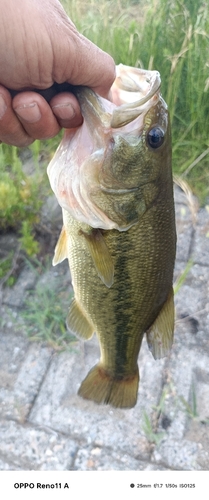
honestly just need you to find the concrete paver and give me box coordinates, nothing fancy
[29,337,165,461]
[0,186,208,470]
[0,420,78,470]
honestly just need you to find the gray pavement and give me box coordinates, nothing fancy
[0,186,209,471]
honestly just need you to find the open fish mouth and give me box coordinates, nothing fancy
[73,64,161,131]
[110,64,161,128]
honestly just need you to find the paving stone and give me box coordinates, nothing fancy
[152,438,200,470]
[192,207,209,266]
[0,327,28,389]
[0,232,19,259]
[2,267,38,308]
[13,344,53,421]
[0,188,209,471]
[74,447,172,471]
[144,463,171,470]
[185,421,209,471]
[0,458,22,471]
[41,194,63,229]
[74,445,152,471]
[174,263,209,353]
[29,336,165,462]
[0,329,52,422]
[158,347,196,441]
[0,420,78,470]
[36,261,71,291]
[181,360,209,470]
[174,185,197,263]
[175,203,194,262]
[151,350,209,471]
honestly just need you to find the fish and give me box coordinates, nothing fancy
[47,64,176,409]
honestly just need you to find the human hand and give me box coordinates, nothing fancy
[0,0,115,146]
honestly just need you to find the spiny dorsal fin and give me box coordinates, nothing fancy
[146,288,175,360]
[52,226,68,266]
[81,229,114,288]
[67,298,94,340]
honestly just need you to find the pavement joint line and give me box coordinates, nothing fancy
[26,351,55,422]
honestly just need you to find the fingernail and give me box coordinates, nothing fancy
[14,103,41,123]
[52,103,76,120]
[0,94,7,119]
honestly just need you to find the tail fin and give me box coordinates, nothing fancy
[78,364,139,409]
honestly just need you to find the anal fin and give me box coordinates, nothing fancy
[81,229,114,288]
[52,226,68,266]
[78,363,139,408]
[146,288,175,360]
[67,298,94,340]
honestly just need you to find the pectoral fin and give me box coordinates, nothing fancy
[146,288,175,359]
[67,298,94,340]
[82,229,114,288]
[52,226,68,266]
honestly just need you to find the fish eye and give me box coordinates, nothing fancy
[147,126,165,149]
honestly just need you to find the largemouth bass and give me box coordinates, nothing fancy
[47,64,176,409]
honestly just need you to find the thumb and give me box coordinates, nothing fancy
[49,16,115,97]
[67,34,116,97]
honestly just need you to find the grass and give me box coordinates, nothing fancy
[22,280,75,350]
[173,258,194,295]
[142,381,209,446]
[0,252,17,287]
[142,387,169,444]
[0,142,51,257]
[64,0,209,202]
[142,410,165,445]
[179,383,198,419]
